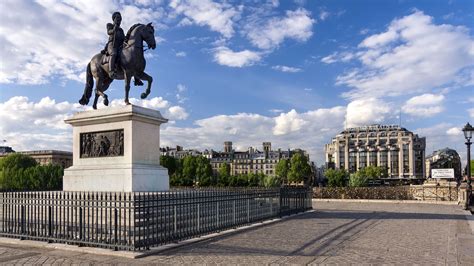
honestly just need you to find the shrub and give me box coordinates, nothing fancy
[348,173,368,187]
[325,169,348,187]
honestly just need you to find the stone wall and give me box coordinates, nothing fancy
[313,184,466,202]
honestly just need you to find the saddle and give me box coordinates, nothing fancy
[99,50,143,86]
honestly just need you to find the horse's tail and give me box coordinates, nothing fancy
[79,62,94,105]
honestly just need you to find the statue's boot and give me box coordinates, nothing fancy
[109,54,117,79]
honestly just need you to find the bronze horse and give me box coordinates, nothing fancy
[79,23,156,109]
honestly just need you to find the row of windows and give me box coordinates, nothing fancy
[232,170,274,175]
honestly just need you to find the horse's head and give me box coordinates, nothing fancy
[142,23,156,50]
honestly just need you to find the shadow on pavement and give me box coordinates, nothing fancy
[293,209,469,221]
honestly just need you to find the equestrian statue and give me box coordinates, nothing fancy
[79,12,156,109]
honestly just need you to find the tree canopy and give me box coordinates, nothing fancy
[0,153,62,190]
[325,168,348,187]
[288,153,312,184]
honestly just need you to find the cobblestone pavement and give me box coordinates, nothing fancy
[0,201,472,265]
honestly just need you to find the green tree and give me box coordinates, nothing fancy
[263,175,281,188]
[195,156,214,186]
[217,163,230,186]
[288,153,311,184]
[354,166,388,182]
[181,155,197,182]
[275,159,289,183]
[325,168,348,187]
[247,172,265,187]
[0,153,37,170]
[348,172,368,187]
[0,153,63,190]
[160,155,178,176]
[228,174,248,187]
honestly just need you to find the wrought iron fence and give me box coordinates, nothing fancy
[0,187,311,251]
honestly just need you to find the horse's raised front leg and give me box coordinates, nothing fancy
[124,72,132,105]
[137,72,152,99]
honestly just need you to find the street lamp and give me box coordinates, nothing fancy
[462,122,473,209]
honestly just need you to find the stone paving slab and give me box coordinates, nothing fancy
[0,201,472,265]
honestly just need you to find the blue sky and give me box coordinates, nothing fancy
[0,0,473,165]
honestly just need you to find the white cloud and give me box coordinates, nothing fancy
[176,83,188,103]
[168,106,189,120]
[415,123,467,162]
[269,109,284,114]
[1,95,347,164]
[175,51,187,57]
[273,109,307,135]
[169,0,241,38]
[319,10,330,21]
[177,84,187,93]
[469,108,474,118]
[446,127,462,136]
[321,51,355,64]
[345,98,392,128]
[359,28,370,35]
[272,65,302,73]
[402,93,445,117]
[0,95,188,152]
[161,106,346,164]
[0,0,164,85]
[0,96,88,151]
[244,8,315,50]
[109,97,188,120]
[334,11,474,99]
[213,46,261,67]
[109,97,169,109]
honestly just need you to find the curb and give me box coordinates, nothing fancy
[0,210,314,259]
[312,198,459,205]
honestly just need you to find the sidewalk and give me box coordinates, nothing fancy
[0,201,472,264]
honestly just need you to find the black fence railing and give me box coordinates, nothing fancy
[0,187,312,251]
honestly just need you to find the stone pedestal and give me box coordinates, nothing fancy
[63,105,169,192]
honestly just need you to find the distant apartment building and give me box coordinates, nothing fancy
[208,142,308,177]
[160,142,310,177]
[425,148,461,180]
[325,125,426,179]
[160,146,202,159]
[0,148,73,168]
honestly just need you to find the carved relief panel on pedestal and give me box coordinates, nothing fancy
[80,129,124,158]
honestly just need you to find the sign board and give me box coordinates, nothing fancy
[431,168,454,179]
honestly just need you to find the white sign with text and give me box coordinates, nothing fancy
[431,168,454,179]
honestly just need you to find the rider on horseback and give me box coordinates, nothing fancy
[103,12,143,85]
[107,12,124,79]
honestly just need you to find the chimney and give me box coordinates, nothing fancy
[224,141,233,153]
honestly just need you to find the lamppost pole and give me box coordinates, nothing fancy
[466,137,472,209]
[462,122,473,210]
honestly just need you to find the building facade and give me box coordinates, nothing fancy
[0,149,73,168]
[425,148,461,180]
[160,142,310,177]
[325,125,426,179]
[207,142,308,177]
[160,146,202,159]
